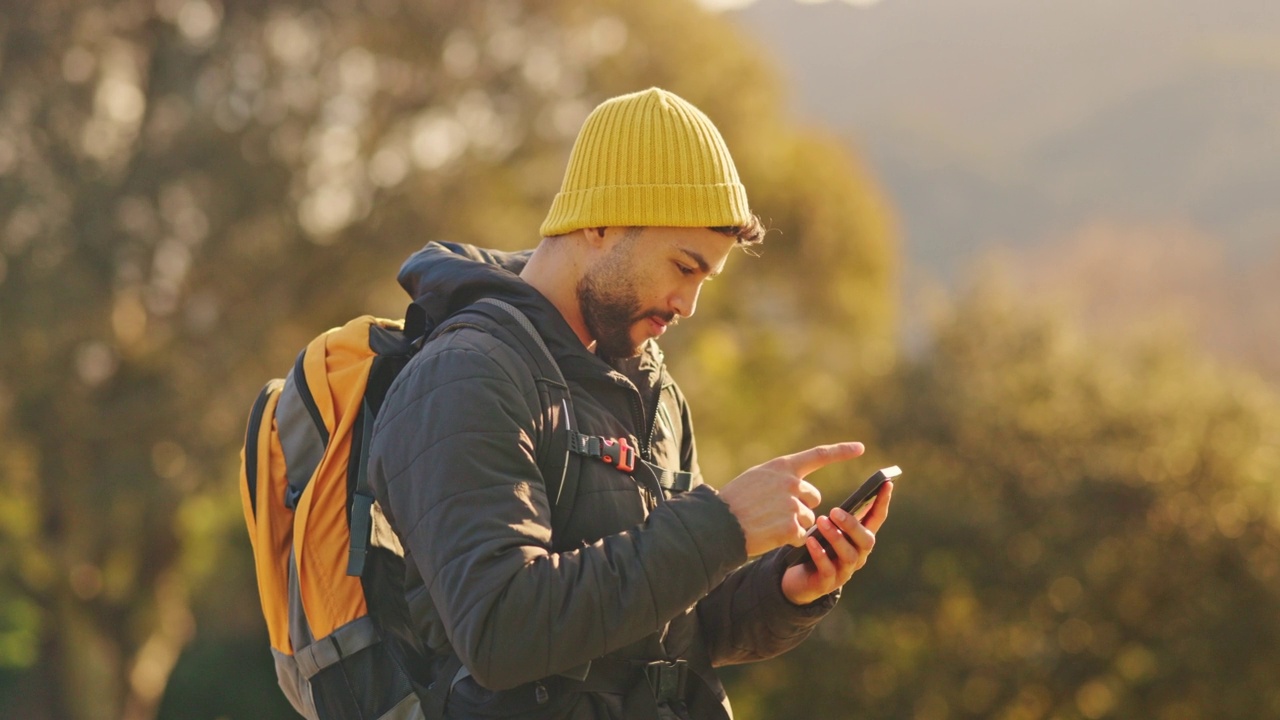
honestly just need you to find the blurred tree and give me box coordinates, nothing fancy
[729,280,1280,720]
[0,0,896,718]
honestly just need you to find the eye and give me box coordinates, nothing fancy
[675,262,697,277]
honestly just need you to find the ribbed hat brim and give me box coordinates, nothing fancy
[539,88,752,237]
[540,182,750,237]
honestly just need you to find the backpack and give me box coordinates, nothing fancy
[238,298,582,720]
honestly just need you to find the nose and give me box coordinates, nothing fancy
[671,283,701,320]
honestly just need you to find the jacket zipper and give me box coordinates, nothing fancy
[645,369,668,458]
[612,373,656,460]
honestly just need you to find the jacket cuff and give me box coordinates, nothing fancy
[675,484,749,581]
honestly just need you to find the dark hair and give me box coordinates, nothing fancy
[711,212,766,246]
[567,219,767,246]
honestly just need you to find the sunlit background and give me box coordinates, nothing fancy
[1,0,1278,718]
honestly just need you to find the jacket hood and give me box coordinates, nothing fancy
[397,241,603,372]
[397,242,667,392]
[398,241,533,315]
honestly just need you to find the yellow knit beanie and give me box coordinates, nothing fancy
[539,88,752,238]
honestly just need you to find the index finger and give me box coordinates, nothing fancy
[779,442,865,478]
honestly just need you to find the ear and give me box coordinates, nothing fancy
[584,226,610,252]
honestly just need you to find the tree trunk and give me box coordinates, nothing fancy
[8,574,192,720]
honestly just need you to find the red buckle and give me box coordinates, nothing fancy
[616,438,635,473]
[601,438,636,473]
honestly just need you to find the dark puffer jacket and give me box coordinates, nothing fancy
[367,242,837,719]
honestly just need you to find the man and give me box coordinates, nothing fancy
[368,87,893,720]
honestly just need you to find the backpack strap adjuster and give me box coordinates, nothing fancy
[644,659,689,704]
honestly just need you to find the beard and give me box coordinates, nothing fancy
[577,262,644,361]
[576,237,678,360]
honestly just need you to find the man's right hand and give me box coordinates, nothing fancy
[716,441,865,557]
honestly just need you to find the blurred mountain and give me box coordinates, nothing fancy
[728,0,1280,279]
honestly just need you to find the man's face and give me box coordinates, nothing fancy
[577,226,736,360]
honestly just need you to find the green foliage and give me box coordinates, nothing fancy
[724,283,1280,720]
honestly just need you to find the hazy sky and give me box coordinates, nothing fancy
[724,0,1280,276]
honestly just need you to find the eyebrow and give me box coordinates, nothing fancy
[678,248,722,279]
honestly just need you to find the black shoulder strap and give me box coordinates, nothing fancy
[433,298,580,532]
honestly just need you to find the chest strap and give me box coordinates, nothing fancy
[569,433,635,472]
[568,432,694,493]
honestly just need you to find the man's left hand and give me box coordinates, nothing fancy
[780,482,893,606]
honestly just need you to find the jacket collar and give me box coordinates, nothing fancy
[607,341,667,399]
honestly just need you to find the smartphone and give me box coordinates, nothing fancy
[782,466,901,568]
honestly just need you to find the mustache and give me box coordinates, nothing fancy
[639,310,678,326]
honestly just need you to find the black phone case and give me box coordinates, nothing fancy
[781,466,901,568]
